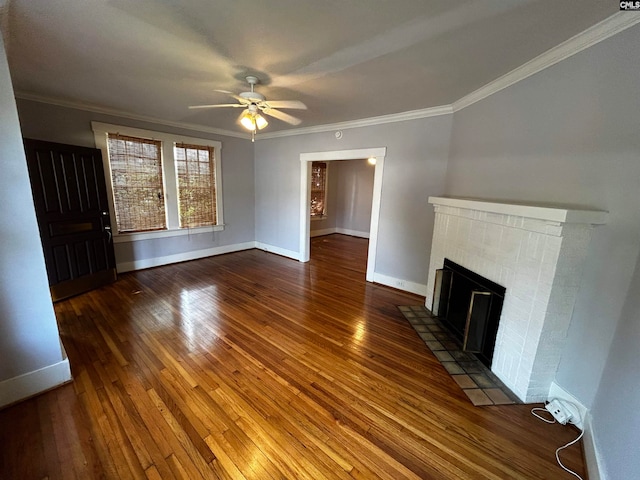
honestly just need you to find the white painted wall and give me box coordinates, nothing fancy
[255,116,452,288]
[445,24,640,479]
[0,35,69,406]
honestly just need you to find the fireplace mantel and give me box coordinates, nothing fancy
[426,196,608,402]
[428,197,608,225]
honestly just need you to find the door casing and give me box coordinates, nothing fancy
[299,147,386,282]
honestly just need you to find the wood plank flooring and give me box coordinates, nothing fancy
[0,234,586,479]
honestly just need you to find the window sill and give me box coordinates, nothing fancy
[310,216,328,222]
[113,224,225,243]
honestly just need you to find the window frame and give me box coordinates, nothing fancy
[92,122,224,243]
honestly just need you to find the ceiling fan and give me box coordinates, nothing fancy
[189,75,307,139]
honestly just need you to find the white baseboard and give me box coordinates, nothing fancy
[116,241,256,272]
[372,272,428,296]
[0,359,72,408]
[255,242,301,261]
[336,228,369,239]
[310,227,370,239]
[310,228,337,237]
[548,381,587,431]
[583,413,605,480]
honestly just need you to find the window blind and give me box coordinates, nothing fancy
[106,133,166,233]
[174,143,217,228]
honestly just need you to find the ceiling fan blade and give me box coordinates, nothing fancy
[236,95,252,104]
[262,107,302,125]
[212,89,251,104]
[263,100,307,110]
[189,103,245,109]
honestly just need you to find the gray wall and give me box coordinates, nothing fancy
[0,37,64,382]
[445,24,640,478]
[16,99,256,266]
[591,253,640,480]
[334,159,375,234]
[255,116,452,284]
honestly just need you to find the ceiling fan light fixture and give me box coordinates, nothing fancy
[255,114,268,130]
[240,110,256,130]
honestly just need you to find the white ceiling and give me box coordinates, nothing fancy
[3,0,616,135]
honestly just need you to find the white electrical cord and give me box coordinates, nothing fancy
[531,399,584,480]
[531,406,556,423]
[556,427,584,479]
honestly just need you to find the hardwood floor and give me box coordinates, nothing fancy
[0,234,586,479]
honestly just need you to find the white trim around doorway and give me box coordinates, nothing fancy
[299,147,386,282]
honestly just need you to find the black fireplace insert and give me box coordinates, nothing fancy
[432,259,505,368]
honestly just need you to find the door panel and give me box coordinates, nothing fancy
[24,139,117,301]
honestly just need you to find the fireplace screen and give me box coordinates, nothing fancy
[432,259,505,367]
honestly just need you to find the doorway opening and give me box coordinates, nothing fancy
[299,147,386,283]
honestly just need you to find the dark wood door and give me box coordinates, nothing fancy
[24,139,117,301]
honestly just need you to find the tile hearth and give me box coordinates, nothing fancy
[398,306,520,407]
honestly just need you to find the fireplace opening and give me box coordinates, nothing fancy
[432,259,505,368]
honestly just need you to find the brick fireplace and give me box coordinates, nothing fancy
[426,197,607,402]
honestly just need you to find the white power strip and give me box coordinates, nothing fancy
[545,399,572,424]
[532,399,584,480]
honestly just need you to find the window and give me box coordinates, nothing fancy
[107,134,166,232]
[174,143,217,228]
[93,122,223,242]
[310,161,327,218]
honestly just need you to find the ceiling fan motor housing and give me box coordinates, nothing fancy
[239,91,265,102]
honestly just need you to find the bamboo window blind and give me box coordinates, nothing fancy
[174,143,218,228]
[106,133,166,233]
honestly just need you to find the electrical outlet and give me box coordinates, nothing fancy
[545,399,571,424]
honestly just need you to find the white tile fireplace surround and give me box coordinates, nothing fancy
[426,197,607,403]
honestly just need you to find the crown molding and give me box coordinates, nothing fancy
[452,12,640,112]
[256,104,453,140]
[14,91,251,140]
